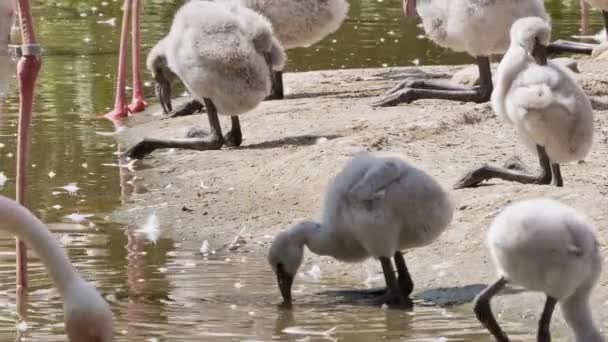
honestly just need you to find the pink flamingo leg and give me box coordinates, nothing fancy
[15,0,42,292]
[128,0,147,113]
[105,0,132,119]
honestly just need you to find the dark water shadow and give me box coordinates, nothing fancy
[317,284,525,308]
[240,134,342,150]
[415,284,525,307]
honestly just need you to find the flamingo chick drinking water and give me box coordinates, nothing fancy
[126,1,285,159]
[454,17,593,189]
[373,0,548,107]
[268,152,454,307]
[476,198,604,342]
[0,196,113,341]
[149,0,349,116]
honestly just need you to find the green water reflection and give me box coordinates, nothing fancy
[0,0,601,340]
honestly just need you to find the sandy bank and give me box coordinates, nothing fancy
[112,60,608,339]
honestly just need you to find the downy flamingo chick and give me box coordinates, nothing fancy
[268,152,454,307]
[151,0,349,116]
[476,198,604,342]
[238,0,349,100]
[126,1,285,159]
[454,17,593,189]
[373,0,548,107]
[0,196,113,342]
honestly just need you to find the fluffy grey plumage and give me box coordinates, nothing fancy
[163,1,285,115]
[268,152,454,306]
[414,0,548,57]
[235,0,349,49]
[492,17,593,163]
[483,198,604,342]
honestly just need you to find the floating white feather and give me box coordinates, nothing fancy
[135,212,161,243]
[0,172,7,187]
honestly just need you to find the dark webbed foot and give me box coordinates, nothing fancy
[454,146,553,189]
[186,126,208,138]
[265,92,284,101]
[224,129,242,147]
[166,99,205,118]
[372,79,490,107]
[125,98,226,160]
[125,140,159,160]
[547,39,596,55]
[372,57,493,107]
[502,156,531,173]
[453,164,493,189]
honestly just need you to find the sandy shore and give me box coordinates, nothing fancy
[112,59,608,338]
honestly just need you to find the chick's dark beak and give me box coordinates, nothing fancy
[276,263,294,307]
[532,39,548,66]
[155,76,173,114]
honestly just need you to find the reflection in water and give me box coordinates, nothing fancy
[0,0,602,340]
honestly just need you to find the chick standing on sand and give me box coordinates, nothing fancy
[148,0,349,116]
[126,1,285,159]
[268,152,453,307]
[373,0,548,107]
[454,17,593,189]
[475,198,604,342]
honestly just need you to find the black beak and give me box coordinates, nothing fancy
[276,263,294,307]
[155,78,173,114]
[532,39,548,66]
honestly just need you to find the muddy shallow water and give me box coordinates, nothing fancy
[0,0,603,340]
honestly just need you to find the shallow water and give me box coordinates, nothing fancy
[0,0,602,340]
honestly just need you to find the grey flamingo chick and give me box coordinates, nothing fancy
[126,1,285,159]
[373,0,548,107]
[476,198,604,342]
[268,152,454,308]
[454,17,593,189]
[148,0,349,116]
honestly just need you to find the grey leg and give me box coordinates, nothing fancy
[393,251,414,299]
[551,164,563,187]
[372,56,493,107]
[454,145,552,189]
[547,40,595,55]
[377,256,407,307]
[537,296,557,342]
[265,71,284,100]
[474,277,510,342]
[224,116,242,147]
[126,98,224,159]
